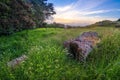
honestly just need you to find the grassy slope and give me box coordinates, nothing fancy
[0,27,120,80]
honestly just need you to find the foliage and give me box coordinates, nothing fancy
[94,20,114,26]
[0,27,120,80]
[117,18,120,21]
[0,0,55,35]
[46,23,65,28]
[0,0,35,35]
[29,0,56,27]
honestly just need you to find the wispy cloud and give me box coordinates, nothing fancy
[51,0,120,26]
[70,0,107,10]
[79,9,120,15]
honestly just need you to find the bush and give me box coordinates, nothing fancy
[0,0,56,36]
[0,0,35,36]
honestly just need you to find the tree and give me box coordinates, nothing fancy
[0,1,13,35]
[117,18,120,21]
[0,0,35,35]
[29,0,56,27]
[0,0,56,35]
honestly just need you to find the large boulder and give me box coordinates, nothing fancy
[64,31,100,62]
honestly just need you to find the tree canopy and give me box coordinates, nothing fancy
[0,0,56,35]
[117,18,120,21]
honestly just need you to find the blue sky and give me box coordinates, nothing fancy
[47,0,120,26]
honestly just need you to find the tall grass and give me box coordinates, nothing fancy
[0,27,120,80]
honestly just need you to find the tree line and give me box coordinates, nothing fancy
[0,0,56,35]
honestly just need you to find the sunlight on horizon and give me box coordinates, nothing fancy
[48,0,120,26]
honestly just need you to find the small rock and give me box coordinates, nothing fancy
[7,55,27,68]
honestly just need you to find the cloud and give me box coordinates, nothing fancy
[53,15,117,26]
[79,9,120,15]
[56,5,73,12]
[70,0,107,10]
[49,0,120,26]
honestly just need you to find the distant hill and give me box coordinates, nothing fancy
[93,19,120,28]
[94,20,115,26]
[47,19,120,28]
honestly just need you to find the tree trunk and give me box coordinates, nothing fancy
[64,31,100,62]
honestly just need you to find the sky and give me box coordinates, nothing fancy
[47,0,120,26]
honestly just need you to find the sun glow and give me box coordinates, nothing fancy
[49,0,120,26]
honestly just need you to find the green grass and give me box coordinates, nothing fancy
[0,27,120,80]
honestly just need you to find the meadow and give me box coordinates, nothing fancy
[0,26,120,80]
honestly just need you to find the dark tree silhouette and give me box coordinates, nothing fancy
[117,18,120,21]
